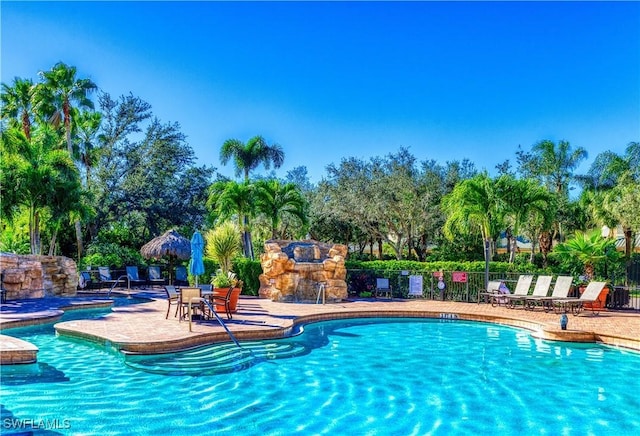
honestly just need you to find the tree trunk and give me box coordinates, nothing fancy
[75,220,84,260]
[539,231,552,267]
[48,229,58,256]
[624,227,632,259]
[509,238,518,263]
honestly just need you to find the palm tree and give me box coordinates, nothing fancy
[1,77,39,139]
[220,135,284,182]
[73,110,103,188]
[0,125,83,255]
[554,230,619,280]
[38,62,97,259]
[254,179,308,239]
[442,173,503,261]
[496,176,554,263]
[219,135,285,258]
[521,139,588,195]
[206,180,255,258]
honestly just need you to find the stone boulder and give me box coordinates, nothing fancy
[0,253,78,300]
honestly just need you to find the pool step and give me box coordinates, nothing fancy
[124,340,306,375]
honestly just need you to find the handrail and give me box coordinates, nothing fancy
[315,282,326,304]
[107,275,130,297]
[188,297,242,349]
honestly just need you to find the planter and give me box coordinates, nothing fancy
[580,286,609,310]
[212,287,242,313]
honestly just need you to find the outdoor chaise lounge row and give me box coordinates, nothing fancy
[79,265,190,290]
[481,275,607,315]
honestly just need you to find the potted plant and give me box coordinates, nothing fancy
[206,222,242,312]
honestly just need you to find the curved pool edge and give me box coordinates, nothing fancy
[55,307,640,356]
[3,297,639,363]
[0,298,115,365]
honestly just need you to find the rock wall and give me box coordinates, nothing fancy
[259,240,348,302]
[0,253,78,299]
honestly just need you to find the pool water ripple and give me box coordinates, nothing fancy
[2,317,640,434]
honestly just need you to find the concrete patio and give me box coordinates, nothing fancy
[1,288,639,364]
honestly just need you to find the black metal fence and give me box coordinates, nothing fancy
[346,268,640,311]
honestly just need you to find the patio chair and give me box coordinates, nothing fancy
[98,267,119,289]
[198,284,213,292]
[374,278,392,299]
[523,275,573,311]
[164,285,180,319]
[178,287,203,321]
[174,266,189,286]
[551,281,608,316]
[126,266,146,288]
[506,275,552,309]
[78,271,94,290]
[210,285,237,320]
[499,275,534,308]
[147,266,166,287]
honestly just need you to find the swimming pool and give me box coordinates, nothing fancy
[2,309,639,435]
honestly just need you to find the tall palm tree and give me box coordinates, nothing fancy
[38,62,97,155]
[219,135,285,258]
[254,179,308,239]
[522,139,588,195]
[73,110,103,188]
[496,176,554,263]
[442,173,503,260]
[1,77,39,139]
[220,135,284,182]
[38,62,97,259]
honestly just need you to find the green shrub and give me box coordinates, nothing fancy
[81,242,143,269]
[233,258,262,296]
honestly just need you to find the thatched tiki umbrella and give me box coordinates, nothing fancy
[140,229,191,284]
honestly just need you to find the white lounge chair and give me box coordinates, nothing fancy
[523,276,573,311]
[500,275,534,308]
[551,281,608,315]
[506,275,552,309]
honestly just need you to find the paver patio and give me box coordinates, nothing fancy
[1,288,639,364]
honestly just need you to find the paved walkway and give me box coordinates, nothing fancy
[1,289,639,364]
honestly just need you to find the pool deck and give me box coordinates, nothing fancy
[1,288,639,364]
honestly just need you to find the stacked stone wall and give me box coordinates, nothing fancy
[0,253,78,300]
[259,239,348,302]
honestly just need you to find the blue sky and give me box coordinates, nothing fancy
[3,1,639,183]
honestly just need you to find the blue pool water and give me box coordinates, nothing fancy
[1,307,639,435]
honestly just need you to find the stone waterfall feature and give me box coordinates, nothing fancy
[0,253,79,299]
[258,240,348,302]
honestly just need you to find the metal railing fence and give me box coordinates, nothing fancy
[346,268,640,311]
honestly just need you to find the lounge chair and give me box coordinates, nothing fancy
[126,266,146,288]
[164,285,180,319]
[147,266,166,287]
[98,267,119,289]
[374,278,392,299]
[174,265,189,286]
[478,280,502,304]
[499,275,534,308]
[551,281,608,315]
[506,275,552,309]
[78,271,94,290]
[523,276,573,311]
